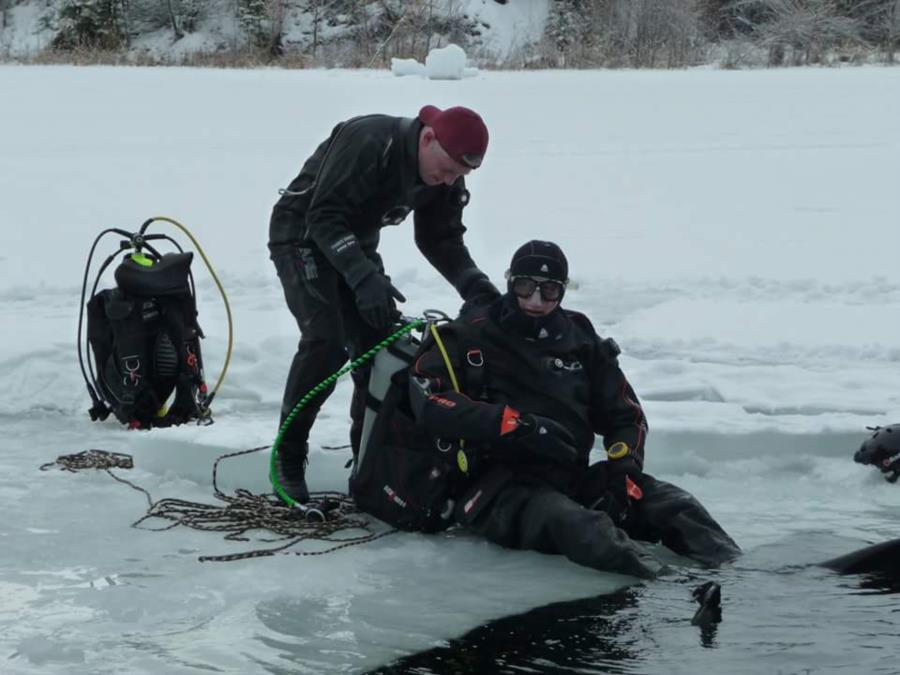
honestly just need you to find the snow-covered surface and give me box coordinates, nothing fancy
[0,1,54,56]
[1,65,899,673]
[461,0,550,62]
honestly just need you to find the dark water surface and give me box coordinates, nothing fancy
[370,552,899,675]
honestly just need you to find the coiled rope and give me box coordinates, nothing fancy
[52,317,435,561]
[41,446,395,562]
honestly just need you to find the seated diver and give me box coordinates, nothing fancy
[407,240,741,579]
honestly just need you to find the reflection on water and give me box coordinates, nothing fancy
[368,587,644,675]
[849,573,900,595]
[697,621,719,650]
[369,556,899,675]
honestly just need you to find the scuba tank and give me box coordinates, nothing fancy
[78,217,232,429]
[354,329,420,477]
[348,313,458,533]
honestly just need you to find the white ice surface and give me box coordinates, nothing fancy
[1,64,899,673]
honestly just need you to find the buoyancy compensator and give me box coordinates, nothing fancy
[78,217,232,429]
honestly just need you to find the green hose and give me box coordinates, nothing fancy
[270,319,425,508]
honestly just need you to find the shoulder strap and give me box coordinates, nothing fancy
[461,346,487,401]
[157,293,208,422]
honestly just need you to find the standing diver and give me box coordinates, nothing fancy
[268,105,500,503]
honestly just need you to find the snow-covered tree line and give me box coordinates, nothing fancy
[14,0,483,64]
[3,0,899,66]
[543,0,900,67]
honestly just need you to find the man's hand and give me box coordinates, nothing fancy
[354,272,406,329]
[592,450,643,525]
[508,413,579,465]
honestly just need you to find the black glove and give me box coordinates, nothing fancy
[464,276,501,303]
[353,272,406,329]
[592,454,643,525]
[509,413,579,465]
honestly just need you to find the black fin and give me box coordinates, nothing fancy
[821,537,900,576]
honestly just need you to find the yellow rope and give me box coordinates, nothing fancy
[429,322,460,393]
[147,216,234,401]
[428,322,468,472]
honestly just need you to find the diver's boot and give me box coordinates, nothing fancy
[273,442,310,504]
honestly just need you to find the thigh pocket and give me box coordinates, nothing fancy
[272,246,330,305]
[454,466,514,526]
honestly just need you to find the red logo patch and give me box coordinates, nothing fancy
[428,395,456,409]
[500,406,520,436]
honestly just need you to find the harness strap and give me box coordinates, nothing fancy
[428,322,469,473]
[157,294,208,421]
[100,291,161,422]
[464,348,487,401]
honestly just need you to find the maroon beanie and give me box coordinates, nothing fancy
[418,105,488,169]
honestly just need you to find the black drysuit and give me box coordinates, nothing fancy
[408,296,741,578]
[269,114,495,454]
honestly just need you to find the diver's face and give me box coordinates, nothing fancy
[418,129,471,186]
[512,276,561,317]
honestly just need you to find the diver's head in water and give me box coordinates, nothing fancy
[854,424,900,483]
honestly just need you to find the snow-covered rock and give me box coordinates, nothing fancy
[392,45,479,80]
[391,57,426,77]
[424,43,468,80]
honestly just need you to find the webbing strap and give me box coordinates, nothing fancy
[463,348,487,401]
